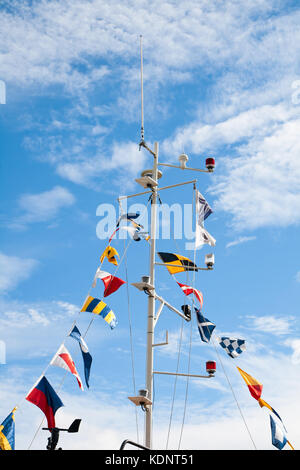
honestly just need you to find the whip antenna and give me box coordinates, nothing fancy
[140,35,145,143]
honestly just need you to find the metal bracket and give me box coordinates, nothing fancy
[153,292,191,322]
[153,330,168,348]
[158,162,210,173]
[120,439,150,451]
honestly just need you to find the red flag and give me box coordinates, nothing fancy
[237,367,263,401]
[177,282,203,309]
[26,376,63,429]
[92,269,125,297]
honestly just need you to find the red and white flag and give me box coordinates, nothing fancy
[177,282,203,309]
[50,344,83,390]
[92,268,126,297]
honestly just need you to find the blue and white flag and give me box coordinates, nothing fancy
[196,190,213,225]
[69,325,92,388]
[195,308,215,343]
[216,337,246,358]
[116,212,141,227]
[270,415,287,450]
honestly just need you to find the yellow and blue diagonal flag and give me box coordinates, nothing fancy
[0,407,17,451]
[81,295,117,329]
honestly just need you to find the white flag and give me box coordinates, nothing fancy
[195,224,216,248]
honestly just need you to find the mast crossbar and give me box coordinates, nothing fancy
[118,179,197,201]
[153,371,213,379]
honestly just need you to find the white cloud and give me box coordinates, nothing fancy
[9,186,75,229]
[1,0,300,97]
[3,0,300,206]
[4,344,300,450]
[245,315,294,336]
[211,117,300,231]
[159,100,300,232]
[162,103,294,156]
[0,299,79,330]
[56,141,148,189]
[0,298,82,361]
[295,271,300,283]
[56,301,80,317]
[284,339,300,365]
[0,252,38,293]
[226,236,256,248]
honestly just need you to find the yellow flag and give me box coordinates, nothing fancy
[100,246,119,266]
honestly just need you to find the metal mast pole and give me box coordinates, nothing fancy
[145,141,159,449]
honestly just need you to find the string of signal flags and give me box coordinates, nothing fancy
[0,192,295,450]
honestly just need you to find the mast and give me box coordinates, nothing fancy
[125,141,215,450]
[139,34,157,449]
[145,141,159,448]
[126,36,216,450]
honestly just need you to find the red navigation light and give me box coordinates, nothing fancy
[206,158,215,172]
[206,360,216,375]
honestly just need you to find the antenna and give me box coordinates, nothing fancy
[140,35,145,143]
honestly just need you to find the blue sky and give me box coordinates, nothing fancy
[1,0,300,450]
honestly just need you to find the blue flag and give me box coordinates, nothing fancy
[196,190,213,224]
[195,308,216,343]
[69,325,92,388]
[0,408,16,450]
[270,415,287,450]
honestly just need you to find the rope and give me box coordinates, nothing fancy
[124,238,140,444]
[165,316,184,449]
[165,184,196,449]
[164,205,186,449]
[178,184,197,449]
[26,196,154,449]
[211,337,257,450]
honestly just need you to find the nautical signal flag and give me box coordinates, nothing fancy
[92,268,125,297]
[116,212,140,227]
[177,282,203,309]
[109,225,150,243]
[195,190,213,225]
[26,376,63,430]
[81,295,117,329]
[237,367,263,401]
[100,245,119,266]
[69,325,92,388]
[237,367,290,440]
[0,408,17,451]
[270,415,288,450]
[158,252,198,275]
[195,308,216,343]
[195,224,216,248]
[269,415,294,450]
[122,225,150,242]
[50,344,83,390]
[258,398,287,431]
[216,337,246,358]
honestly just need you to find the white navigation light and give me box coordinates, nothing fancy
[205,253,215,269]
[178,153,188,169]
